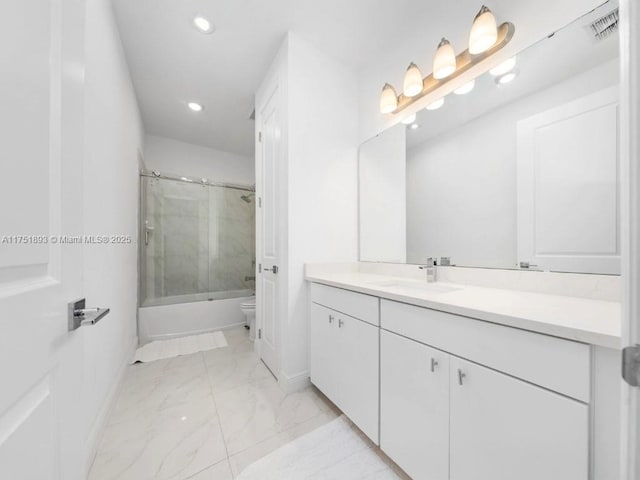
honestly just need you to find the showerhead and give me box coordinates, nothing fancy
[241,193,255,203]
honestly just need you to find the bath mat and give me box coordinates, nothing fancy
[235,415,402,480]
[131,331,228,363]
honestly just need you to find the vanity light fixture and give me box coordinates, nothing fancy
[401,113,417,125]
[188,102,204,112]
[380,83,399,114]
[490,56,517,76]
[433,38,457,79]
[454,80,475,95]
[495,70,518,84]
[193,15,215,34]
[403,63,424,97]
[469,6,498,54]
[379,6,514,115]
[426,98,445,110]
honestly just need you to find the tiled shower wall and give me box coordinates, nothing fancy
[141,176,255,306]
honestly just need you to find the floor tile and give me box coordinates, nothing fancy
[214,376,330,455]
[205,351,273,394]
[184,459,233,480]
[109,367,212,426]
[90,395,226,480]
[228,410,339,477]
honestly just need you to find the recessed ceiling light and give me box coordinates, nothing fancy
[496,70,518,85]
[402,113,417,125]
[193,16,215,34]
[426,97,445,110]
[188,102,204,112]
[490,56,517,76]
[410,123,420,130]
[454,80,475,95]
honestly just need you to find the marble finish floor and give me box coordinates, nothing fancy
[88,326,405,480]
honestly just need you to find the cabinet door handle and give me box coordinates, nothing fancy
[328,314,334,324]
[338,319,344,328]
[457,369,466,386]
[430,358,439,372]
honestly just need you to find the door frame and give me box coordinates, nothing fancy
[620,0,640,478]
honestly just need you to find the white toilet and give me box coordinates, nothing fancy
[240,296,257,341]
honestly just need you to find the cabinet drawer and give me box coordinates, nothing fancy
[381,299,591,402]
[311,283,379,326]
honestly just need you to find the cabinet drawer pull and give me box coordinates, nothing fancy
[430,358,439,372]
[328,314,334,324]
[457,369,466,386]
[338,319,344,328]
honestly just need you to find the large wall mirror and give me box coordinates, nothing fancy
[359,1,620,275]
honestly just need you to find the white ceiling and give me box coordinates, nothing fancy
[112,0,428,157]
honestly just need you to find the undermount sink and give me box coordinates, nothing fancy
[366,280,461,294]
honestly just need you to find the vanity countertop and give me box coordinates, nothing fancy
[305,271,621,349]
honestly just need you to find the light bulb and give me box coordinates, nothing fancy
[188,102,204,112]
[403,63,424,97]
[495,70,518,84]
[426,98,445,110]
[433,38,457,79]
[490,56,516,76]
[193,16,215,34]
[454,80,475,95]
[401,113,417,125]
[410,123,420,130]
[469,6,498,55]
[380,83,398,114]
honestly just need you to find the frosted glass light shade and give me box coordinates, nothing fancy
[380,83,398,114]
[426,97,445,110]
[454,80,475,95]
[433,38,457,79]
[401,113,417,125]
[403,63,424,97]
[469,6,498,54]
[490,56,517,76]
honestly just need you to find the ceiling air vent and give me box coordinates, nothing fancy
[589,8,619,41]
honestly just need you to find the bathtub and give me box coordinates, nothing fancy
[138,289,254,345]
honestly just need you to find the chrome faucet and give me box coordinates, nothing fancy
[419,257,437,283]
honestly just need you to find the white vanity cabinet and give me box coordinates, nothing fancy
[309,284,379,442]
[380,330,450,480]
[380,299,590,480]
[309,281,618,480]
[449,357,589,480]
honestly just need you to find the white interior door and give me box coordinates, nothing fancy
[0,1,86,479]
[517,87,620,274]
[255,81,281,378]
[620,0,640,478]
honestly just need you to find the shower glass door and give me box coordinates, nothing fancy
[140,175,255,307]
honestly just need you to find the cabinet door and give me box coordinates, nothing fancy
[380,331,449,480]
[450,357,589,480]
[310,303,339,403]
[336,313,380,443]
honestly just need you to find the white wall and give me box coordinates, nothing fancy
[256,33,359,389]
[285,33,360,384]
[406,60,619,268]
[357,0,607,143]
[82,0,144,473]
[359,125,406,262]
[144,134,254,185]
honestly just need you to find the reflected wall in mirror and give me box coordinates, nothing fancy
[359,1,620,275]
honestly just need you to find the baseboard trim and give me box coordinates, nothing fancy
[279,370,311,394]
[84,334,138,476]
